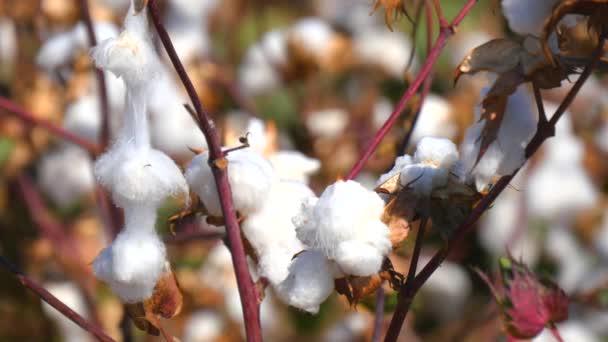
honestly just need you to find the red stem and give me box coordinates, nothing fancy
[346,0,478,180]
[385,35,606,340]
[0,255,115,342]
[0,97,101,155]
[146,2,261,341]
[78,0,111,148]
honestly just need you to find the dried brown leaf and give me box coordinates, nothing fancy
[455,39,524,83]
[371,0,408,31]
[430,175,481,238]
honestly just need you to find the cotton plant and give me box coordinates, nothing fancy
[89,1,188,303]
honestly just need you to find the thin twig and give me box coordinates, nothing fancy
[78,0,111,148]
[384,36,606,341]
[346,0,478,180]
[0,96,101,155]
[0,255,116,342]
[146,2,262,341]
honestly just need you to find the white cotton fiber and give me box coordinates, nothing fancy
[93,230,166,302]
[63,95,101,143]
[269,151,320,183]
[239,29,286,96]
[242,180,315,284]
[185,149,274,216]
[42,282,89,342]
[502,0,561,36]
[289,18,334,59]
[411,94,457,145]
[294,180,391,276]
[354,28,415,78]
[95,143,188,207]
[334,239,386,276]
[461,85,537,191]
[306,108,349,138]
[276,250,336,313]
[38,146,95,208]
[414,136,459,169]
[182,310,224,342]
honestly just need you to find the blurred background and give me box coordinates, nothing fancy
[0,0,607,340]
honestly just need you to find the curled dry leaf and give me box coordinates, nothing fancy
[542,0,608,66]
[454,39,524,84]
[371,0,409,31]
[335,259,399,305]
[126,263,183,336]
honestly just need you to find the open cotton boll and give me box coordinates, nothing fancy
[276,249,337,313]
[334,237,388,276]
[242,180,315,283]
[502,0,561,36]
[269,151,320,183]
[354,28,415,78]
[316,0,381,33]
[376,155,413,186]
[63,95,101,143]
[289,18,335,59]
[294,180,391,276]
[38,146,95,208]
[461,85,537,191]
[95,143,188,207]
[323,312,371,342]
[306,108,349,138]
[414,136,459,169]
[185,149,274,216]
[411,94,457,145]
[42,282,89,342]
[93,229,166,302]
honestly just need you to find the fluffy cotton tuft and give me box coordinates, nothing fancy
[461,85,537,191]
[239,29,287,96]
[182,310,224,342]
[269,151,320,183]
[276,250,337,313]
[377,137,459,196]
[93,230,166,302]
[242,181,315,284]
[411,94,457,145]
[185,149,275,216]
[289,18,335,59]
[95,144,188,207]
[354,29,415,78]
[306,108,349,138]
[42,282,89,342]
[294,180,391,276]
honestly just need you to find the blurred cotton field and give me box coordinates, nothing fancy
[1,0,608,341]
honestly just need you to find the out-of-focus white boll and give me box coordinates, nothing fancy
[242,181,315,284]
[502,0,561,36]
[354,29,415,78]
[372,97,393,129]
[294,180,391,276]
[42,282,89,342]
[182,310,224,342]
[595,212,608,260]
[411,94,457,145]
[306,108,349,138]
[419,258,472,320]
[276,249,336,313]
[0,18,17,74]
[461,85,537,191]
[93,230,166,302]
[479,180,540,265]
[377,137,459,196]
[323,312,371,342]
[185,149,274,216]
[289,18,335,60]
[38,146,95,208]
[199,243,235,292]
[534,320,599,342]
[168,0,218,20]
[97,0,130,12]
[545,225,593,292]
[37,22,118,72]
[239,29,287,96]
[269,151,321,183]
[595,121,608,154]
[63,95,101,143]
[95,143,188,207]
[316,0,381,33]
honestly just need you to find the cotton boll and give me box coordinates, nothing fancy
[595,213,608,260]
[545,225,593,292]
[93,230,166,302]
[411,94,457,145]
[289,18,335,60]
[376,155,413,186]
[323,312,371,342]
[36,30,77,71]
[533,321,599,342]
[595,121,608,154]
[239,29,287,96]
[63,95,101,143]
[306,108,349,138]
[199,243,235,292]
[316,0,381,33]
[95,143,188,207]
[38,146,95,208]
[294,180,391,276]
[149,99,207,157]
[0,18,17,77]
[185,149,274,216]
[414,137,459,169]
[372,97,393,129]
[269,151,320,183]
[72,22,119,49]
[42,282,89,342]
[462,85,537,191]
[182,310,224,342]
[354,29,415,78]
[276,250,336,313]
[334,239,386,276]
[502,0,561,36]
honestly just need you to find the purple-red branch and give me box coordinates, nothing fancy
[0,255,115,342]
[146,2,262,341]
[0,97,101,155]
[384,34,606,342]
[346,0,478,180]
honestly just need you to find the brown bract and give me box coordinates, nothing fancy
[371,0,409,31]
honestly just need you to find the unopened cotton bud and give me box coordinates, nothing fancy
[185,149,274,216]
